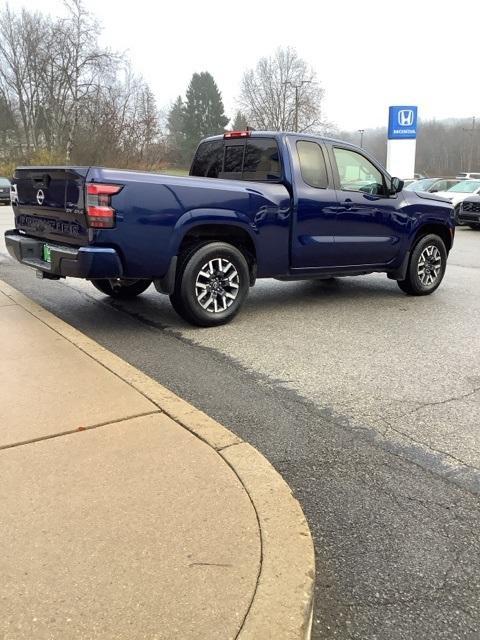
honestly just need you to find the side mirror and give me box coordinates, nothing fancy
[390,177,404,194]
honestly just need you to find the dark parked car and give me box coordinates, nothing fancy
[5,131,455,326]
[404,178,460,194]
[0,177,11,204]
[457,195,480,229]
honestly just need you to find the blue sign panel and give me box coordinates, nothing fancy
[388,106,418,140]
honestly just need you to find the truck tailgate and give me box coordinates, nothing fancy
[13,167,90,246]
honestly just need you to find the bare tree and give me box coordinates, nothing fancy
[61,0,114,161]
[239,47,325,133]
[0,1,163,172]
[0,6,47,152]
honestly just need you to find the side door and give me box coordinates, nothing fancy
[328,145,405,266]
[290,138,339,269]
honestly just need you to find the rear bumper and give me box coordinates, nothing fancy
[5,230,123,279]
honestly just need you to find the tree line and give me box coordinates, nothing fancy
[0,1,163,175]
[0,1,478,177]
[0,1,327,175]
[338,118,480,177]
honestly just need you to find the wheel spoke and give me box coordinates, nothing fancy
[201,295,213,310]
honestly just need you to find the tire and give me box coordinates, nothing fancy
[397,234,447,296]
[468,223,480,230]
[170,242,250,327]
[91,278,152,299]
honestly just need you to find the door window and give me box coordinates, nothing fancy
[333,147,385,195]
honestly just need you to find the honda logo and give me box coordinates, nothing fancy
[36,189,45,206]
[398,110,414,127]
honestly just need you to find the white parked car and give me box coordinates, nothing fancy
[435,180,480,206]
[456,172,480,180]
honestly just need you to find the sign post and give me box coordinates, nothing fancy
[386,106,418,179]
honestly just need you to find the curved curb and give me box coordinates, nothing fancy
[0,279,315,639]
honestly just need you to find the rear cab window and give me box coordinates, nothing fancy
[296,140,328,188]
[190,137,281,182]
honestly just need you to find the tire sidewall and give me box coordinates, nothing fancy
[179,242,249,326]
[408,234,447,294]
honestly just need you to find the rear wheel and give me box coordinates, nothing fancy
[170,242,250,327]
[397,234,447,296]
[91,278,152,299]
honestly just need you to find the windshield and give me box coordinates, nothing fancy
[404,179,436,191]
[0,178,11,187]
[448,180,480,193]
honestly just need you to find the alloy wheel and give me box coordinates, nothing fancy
[417,245,442,286]
[195,258,240,313]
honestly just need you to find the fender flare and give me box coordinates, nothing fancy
[155,210,258,295]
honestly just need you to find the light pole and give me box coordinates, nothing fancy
[358,129,365,148]
[462,116,476,169]
[283,80,312,132]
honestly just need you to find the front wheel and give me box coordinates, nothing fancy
[91,278,152,299]
[397,234,447,296]
[170,242,250,327]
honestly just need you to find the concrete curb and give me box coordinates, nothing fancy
[0,278,315,640]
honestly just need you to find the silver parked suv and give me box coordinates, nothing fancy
[0,177,11,205]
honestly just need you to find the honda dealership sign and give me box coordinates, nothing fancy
[386,105,418,178]
[388,106,418,140]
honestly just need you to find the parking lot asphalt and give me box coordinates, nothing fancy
[1,206,479,639]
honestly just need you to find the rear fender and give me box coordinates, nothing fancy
[169,208,257,257]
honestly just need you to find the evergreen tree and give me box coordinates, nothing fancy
[183,72,228,158]
[232,110,248,131]
[166,95,186,164]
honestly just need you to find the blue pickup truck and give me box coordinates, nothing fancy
[6,131,455,326]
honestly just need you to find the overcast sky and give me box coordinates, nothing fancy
[11,0,480,130]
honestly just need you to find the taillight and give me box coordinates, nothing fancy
[86,183,123,228]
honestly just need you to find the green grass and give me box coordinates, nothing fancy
[159,167,189,176]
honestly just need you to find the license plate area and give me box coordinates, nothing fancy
[42,244,52,263]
